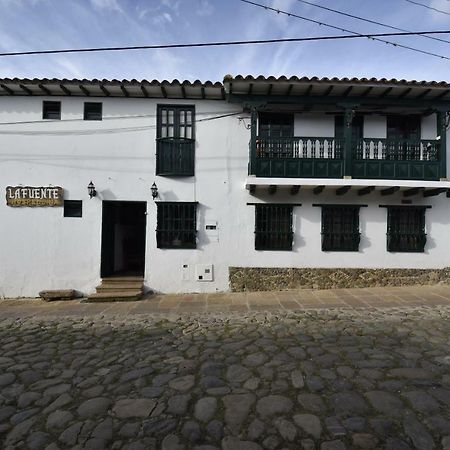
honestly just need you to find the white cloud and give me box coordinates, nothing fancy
[90,0,123,14]
[196,0,214,17]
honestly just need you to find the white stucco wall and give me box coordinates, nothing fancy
[0,97,449,297]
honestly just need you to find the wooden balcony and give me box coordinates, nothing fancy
[156,138,195,176]
[250,136,443,180]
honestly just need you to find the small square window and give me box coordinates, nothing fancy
[64,200,82,218]
[43,101,61,120]
[84,102,102,121]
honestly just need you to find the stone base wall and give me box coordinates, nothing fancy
[229,267,450,292]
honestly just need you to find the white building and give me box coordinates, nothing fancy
[1,75,450,298]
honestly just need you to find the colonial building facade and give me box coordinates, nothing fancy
[1,75,450,298]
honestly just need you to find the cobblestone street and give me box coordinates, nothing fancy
[1,287,450,449]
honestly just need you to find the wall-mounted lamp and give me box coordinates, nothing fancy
[151,182,159,200]
[88,181,97,199]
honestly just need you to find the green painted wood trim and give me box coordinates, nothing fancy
[229,93,450,109]
[344,108,353,177]
[437,111,447,178]
[250,107,257,175]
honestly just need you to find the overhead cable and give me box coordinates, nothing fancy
[0,31,450,59]
[239,0,450,60]
[294,0,450,44]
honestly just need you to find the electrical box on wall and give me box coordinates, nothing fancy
[205,221,219,242]
[182,264,189,281]
[196,264,214,282]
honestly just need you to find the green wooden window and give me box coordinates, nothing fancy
[259,113,294,138]
[156,105,195,176]
[386,206,426,252]
[387,115,420,140]
[156,202,197,249]
[321,205,361,251]
[84,102,102,121]
[255,205,293,251]
[43,101,61,120]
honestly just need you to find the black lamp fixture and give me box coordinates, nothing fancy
[87,181,97,199]
[151,182,159,200]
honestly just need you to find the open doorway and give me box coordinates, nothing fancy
[101,201,147,277]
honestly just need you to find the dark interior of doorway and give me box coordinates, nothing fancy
[101,201,147,278]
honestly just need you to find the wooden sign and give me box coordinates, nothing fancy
[6,186,64,207]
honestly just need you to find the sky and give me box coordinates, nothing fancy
[1,0,450,82]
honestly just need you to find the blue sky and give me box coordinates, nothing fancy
[1,0,450,82]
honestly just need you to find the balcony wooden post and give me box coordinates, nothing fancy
[437,111,447,179]
[249,106,258,175]
[343,108,354,177]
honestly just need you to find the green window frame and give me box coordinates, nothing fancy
[84,102,102,121]
[156,104,195,176]
[43,101,61,120]
[321,205,361,252]
[386,206,427,252]
[156,202,197,249]
[255,204,293,251]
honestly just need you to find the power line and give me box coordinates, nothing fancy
[1,31,450,59]
[0,112,242,135]
[239,0,450,60]
[403,0,450,16]
[294,0,450,45]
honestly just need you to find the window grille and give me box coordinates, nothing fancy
[63,200,82,218]
[255,204,293,251]
[84,102,102,120]
[156,105,195,175]
[386,206,426,252]
[156,202,197,249]
[43,101,61,120]
[321,205,361,251]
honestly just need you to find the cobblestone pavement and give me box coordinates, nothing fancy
[1,287,450,449]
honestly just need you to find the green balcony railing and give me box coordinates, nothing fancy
[156,138,195,176]
[250,136,442,180]
[352,138,440,180]
[253,136,345,178]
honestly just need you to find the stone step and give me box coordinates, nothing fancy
[96,282,143,292]
[86,290,143,302]
[101,277,144,283]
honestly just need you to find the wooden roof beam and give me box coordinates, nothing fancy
[286,84,293,95]
[266,84,273,95]
[423,188,446,197]
[434,89,450,100]
[79,85,90,96]
[181,85,187,98]
[59,84,71,95]
[19,84,32,95]
[0,84,14,95]
[323,86,333,96]
[304,84,313,96]
[38,84,51,95]
[120,85,129,97]
[249,185,256,195]
[360,86,373,97]
[336,185,351,196]
[100,84,111,96]
[160,85,168,98]
[201,86,206,99]
[380,87,393,97]
[290,185,300,195]
[403,187,423,197]
[398,87,412,99]
[415,88,432,99]
[342,86,353,97]
[313,185,325,195]
[268,185,277,195]
[380,186,399,196]
[358,186,375,196]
